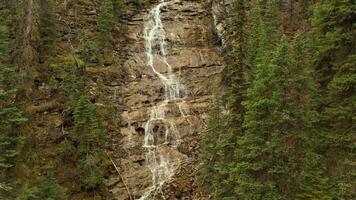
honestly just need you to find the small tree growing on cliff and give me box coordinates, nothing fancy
[113,0,125,17]
[98,0,115,55]
[73,95,108,190]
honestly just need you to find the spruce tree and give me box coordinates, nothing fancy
[234,38,289,200]
[213,0,248,198]
[98,0,115,54]
[311,1,355,198]
[74,95,108,190]
[297,154,332,200]
[0,5,27,171]
[16,169,67,200]
[74,95,106,156]
[198,95,226,196]
[234,35,318,199]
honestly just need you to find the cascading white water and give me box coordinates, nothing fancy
[139,0,189,199]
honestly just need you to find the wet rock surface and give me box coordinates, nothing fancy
[108,1,224,199]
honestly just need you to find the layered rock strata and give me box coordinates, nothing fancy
[108,1,224,199]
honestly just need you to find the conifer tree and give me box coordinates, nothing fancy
[0,6,27,171]
[234,35,318,199]
[98,0,115,54]
[311,0,355,89]
[311,1,355,198]
[297,155,332,200]
[213,0,248,198]
[74,95,108,190]
[234,38,289,200]
[74,95,106,156]
[16,169,67,200]
[198,95,227,196]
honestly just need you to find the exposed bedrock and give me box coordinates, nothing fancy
[108,1,224,199]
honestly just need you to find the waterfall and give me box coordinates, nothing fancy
[139,0,188,199]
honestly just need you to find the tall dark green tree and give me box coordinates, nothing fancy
[0,4,27,172]
[198,95,227,197]
[311,1,355,198]
[199,0,249,198]
[223,0,248,198]
[0,7,27,198]
[234,38,291,200]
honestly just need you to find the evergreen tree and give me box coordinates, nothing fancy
[60,58,87,104]
[74,95,106,155]
[98,0,115,54]
[234,35,318,199]
[297,154,332,200]
[311,0,355,89]
[74,95,108,190]
[16,169,67,200]
[311,1,355,198]
[198,95,227,196]
[211,0,248,198]
[234,38,289,200]
[0,4,27,172]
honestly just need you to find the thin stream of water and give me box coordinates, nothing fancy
[139,0,189,199]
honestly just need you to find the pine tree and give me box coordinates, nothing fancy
[234,38,289,200]
[210,0,248,198]
[98,0,115,54]
[73,95,108,190]
[16,169,67,200]
[74,95,106,156]
[234,35,318,199]
[0,6,27,170]
[197,95,227,196]
[311,0,355,89]
[297,154,332,200]
[311,1,355,198]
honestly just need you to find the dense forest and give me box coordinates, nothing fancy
[198,0,355,199]
[0,0,354,200]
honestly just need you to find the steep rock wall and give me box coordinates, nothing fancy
[108,1,224,199]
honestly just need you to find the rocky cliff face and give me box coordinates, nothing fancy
[107,1,224,199]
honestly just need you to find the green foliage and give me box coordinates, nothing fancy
[74,95,108,190]
[16,169,67,200]
[113,0,126,17]
[297,155,332,200]
[60,58,87,103]
[310,1,355,198]
[74,95,106,155]
[79,152,108,190]
[311,0,355,88]
[198,1,355,199]
[98,0,115,53]
[0,7,27,170]
[78,29,99,63]
[198,95,228,197]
